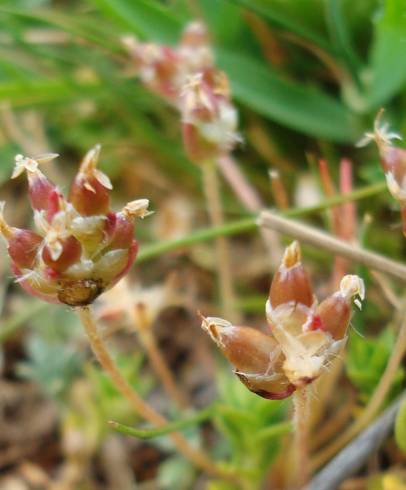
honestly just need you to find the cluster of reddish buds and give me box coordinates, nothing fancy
[202,241,364,399]
[357,110,406,234]
[123,21,240,164]
[0,147,149,307]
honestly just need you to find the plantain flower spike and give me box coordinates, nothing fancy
[0,147,149,307]
[202,241,364,399]
[357,109,406,235]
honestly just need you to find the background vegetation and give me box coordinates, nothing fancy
[0,0,406,489]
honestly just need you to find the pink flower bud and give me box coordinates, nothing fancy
[201,317,295,399]
[122,37,180,102]
[181,73,239,163]
[0,203,42,269]
[269,241,314,309]
[42,235,82,273]
[12,154,60,218]
[69,145,112,216]
[317,275,365,340]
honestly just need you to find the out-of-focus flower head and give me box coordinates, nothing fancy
[123,20,240,163]
[122,21,213,106]
[180,72,240,163]
[0,148,150,306]
[357,110,406,234]
[95,274,185,333]
[202,241,364,399]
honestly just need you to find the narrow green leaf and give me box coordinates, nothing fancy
[216,49,359,142]
[90,0,183,43]
[109,405,216,439]
[325,0,362,83]
[395,399,406,456]
[0,78,102,107]
[365,0,406,107]
[230,0,334,54]
[255,421,292,444]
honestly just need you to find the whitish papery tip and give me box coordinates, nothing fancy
[356,109,402,149]
[122,199,151,219]
[282,241,301,268]
[340,275,365,309]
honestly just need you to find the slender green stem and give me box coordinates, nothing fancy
[137,181,387,264]
[109,405,216,439]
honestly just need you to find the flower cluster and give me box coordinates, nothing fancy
[357,110,406,234]
[123,21,239,164]
[0,147,149,306]
[202,241,364,399]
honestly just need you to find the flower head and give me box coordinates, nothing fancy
[123,20,241,163]
[358,110,406,235]
[180,73,240,163]
[1,147,149,306]
[202,242,364,398]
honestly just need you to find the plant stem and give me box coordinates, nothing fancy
[132,304,188,409]
[218,155,283,266]
[202,161,239,322]
[293,387,310,488]
[77,305,233,481]
[259,210,406,282]
[109,405,216,439]
[137,181,386,265]
[311,313,406,471]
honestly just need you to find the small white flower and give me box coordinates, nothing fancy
[356,109,402,148]
[11,153,59,179]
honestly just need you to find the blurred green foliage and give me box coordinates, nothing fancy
[347,328,405,404]
[211,369,290,487]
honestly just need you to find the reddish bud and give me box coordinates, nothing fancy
[317,275,365,340]
[42,235,82,273]
[11,154,60,216]
[0,203,42,269]
[269,241,313,309]
[8,230,42,269]
[107,214,134,250]
[201,317,295,399]
[69,145,112,216]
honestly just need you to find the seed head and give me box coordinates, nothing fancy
[202,241,365,398]
[2,148,150,306]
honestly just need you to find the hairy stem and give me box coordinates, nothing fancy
[293,387,310,488]
[202,161,239,322]
[77,305,232,481]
